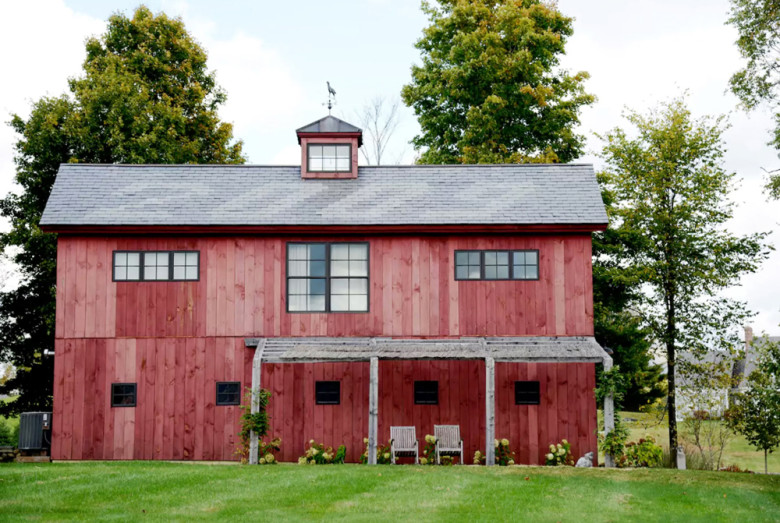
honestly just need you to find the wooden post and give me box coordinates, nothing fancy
[368,357,379,465]
[602,354,615,468]
[249,339,265,465]
[485,356,495,466]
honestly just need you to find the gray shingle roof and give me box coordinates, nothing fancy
[40,163,608,227]
[244,336,609,363]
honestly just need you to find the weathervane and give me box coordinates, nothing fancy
[324,81,337,114]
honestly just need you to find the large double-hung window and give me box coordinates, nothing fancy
[286,242,369,312]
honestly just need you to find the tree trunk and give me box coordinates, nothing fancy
[765,449,768,475]
[666,291,678,468]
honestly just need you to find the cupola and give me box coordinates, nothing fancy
[296,115,363,179]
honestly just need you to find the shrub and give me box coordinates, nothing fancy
[257,437,281,465]
[0,419,15,447]
[624,437,663,468]
[360,438,393,464]
[720,464,753,473]
[299,440,346,465]
[474,438,514,466]
[420,434,437,465]
[545,439,574,466]
[236,387,273,462]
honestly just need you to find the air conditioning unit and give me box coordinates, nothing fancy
[18,412,52,451]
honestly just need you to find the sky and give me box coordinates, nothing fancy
[0,0,777,335]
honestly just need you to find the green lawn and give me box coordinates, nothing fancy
[0,462,778,522]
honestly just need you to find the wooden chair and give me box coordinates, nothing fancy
[434,425,464,465]
[390,426,419,464]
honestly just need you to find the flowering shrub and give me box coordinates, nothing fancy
[474,438,515,466]
[495,438,515,466]
[624,437,663,468]
[298,440,346,465]
[420,434,437,465]
[360,438,393,464]
[545,439,574,466]
[257,437,281,465]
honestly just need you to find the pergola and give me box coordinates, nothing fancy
[244,337,615,467]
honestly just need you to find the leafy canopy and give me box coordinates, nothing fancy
[598,96,771,457]
[0,6,244,416]
[727,0,780,197]
[402,0,594,164]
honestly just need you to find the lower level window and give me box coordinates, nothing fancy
[414,381,438,405]
[315,381,341,405]
[111,383,137,407]
[216,382,241,406]
[515,381,540,405]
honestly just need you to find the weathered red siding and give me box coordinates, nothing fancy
[55,234,594,340]
[52,341,597,463]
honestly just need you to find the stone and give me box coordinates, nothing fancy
[575,452,593,468]
[676,447,687,470]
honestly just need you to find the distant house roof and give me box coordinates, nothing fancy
[244,336,609,363]
[39,163,608,228]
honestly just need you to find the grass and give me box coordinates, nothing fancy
[604,410,780,473]
[0,462,778,522]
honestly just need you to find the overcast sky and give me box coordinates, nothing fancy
[0,0,777,335]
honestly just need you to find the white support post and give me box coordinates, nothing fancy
[248,340,265,465]
[602,354,615,468]
[368,357,379,465]
[485,356,496,466]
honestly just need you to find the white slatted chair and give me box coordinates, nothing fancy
[390,426,419,464]
[434,425,464,465]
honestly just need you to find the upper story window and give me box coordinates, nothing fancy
[308,144,351,172]
[113,251,199,282]
[454,250,539,281]
[287,242,369,313]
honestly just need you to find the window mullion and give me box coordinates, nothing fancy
[325,244,331,312]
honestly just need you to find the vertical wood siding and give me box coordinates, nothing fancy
[52,347,597,463]
[56,234,594,339]
[51,337,249,461]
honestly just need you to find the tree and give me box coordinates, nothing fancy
[354,97,402,165]
[727,0,780,197]
[598,97,771,465]
[0,6,244,416]
[401,0,594,164]
[726,336,780,473]
[593,177,666,411]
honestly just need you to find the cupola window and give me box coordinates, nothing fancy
[308,144,351,172]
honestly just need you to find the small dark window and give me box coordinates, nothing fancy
[315,381,341,405]
[515,381,540,405]
[414,381,438,405]
[216,382,241,406]
[111,383,137,407]
[455,249,539,281]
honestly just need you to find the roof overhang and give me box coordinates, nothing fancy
[244,336,610,363]
[41,223,608,235]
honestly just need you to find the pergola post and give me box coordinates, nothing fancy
[602,354,615,468]
[249,339,266,465]
[485,356,496,466]
[368,356,379,465]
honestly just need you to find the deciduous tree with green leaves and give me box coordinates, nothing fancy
[0,6,244,416]
[726,336,780,473]
[401,0,594,164]
[727,0,780,197]
[598,97,771,464]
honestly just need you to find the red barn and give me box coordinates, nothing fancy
[40,115,614,465]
